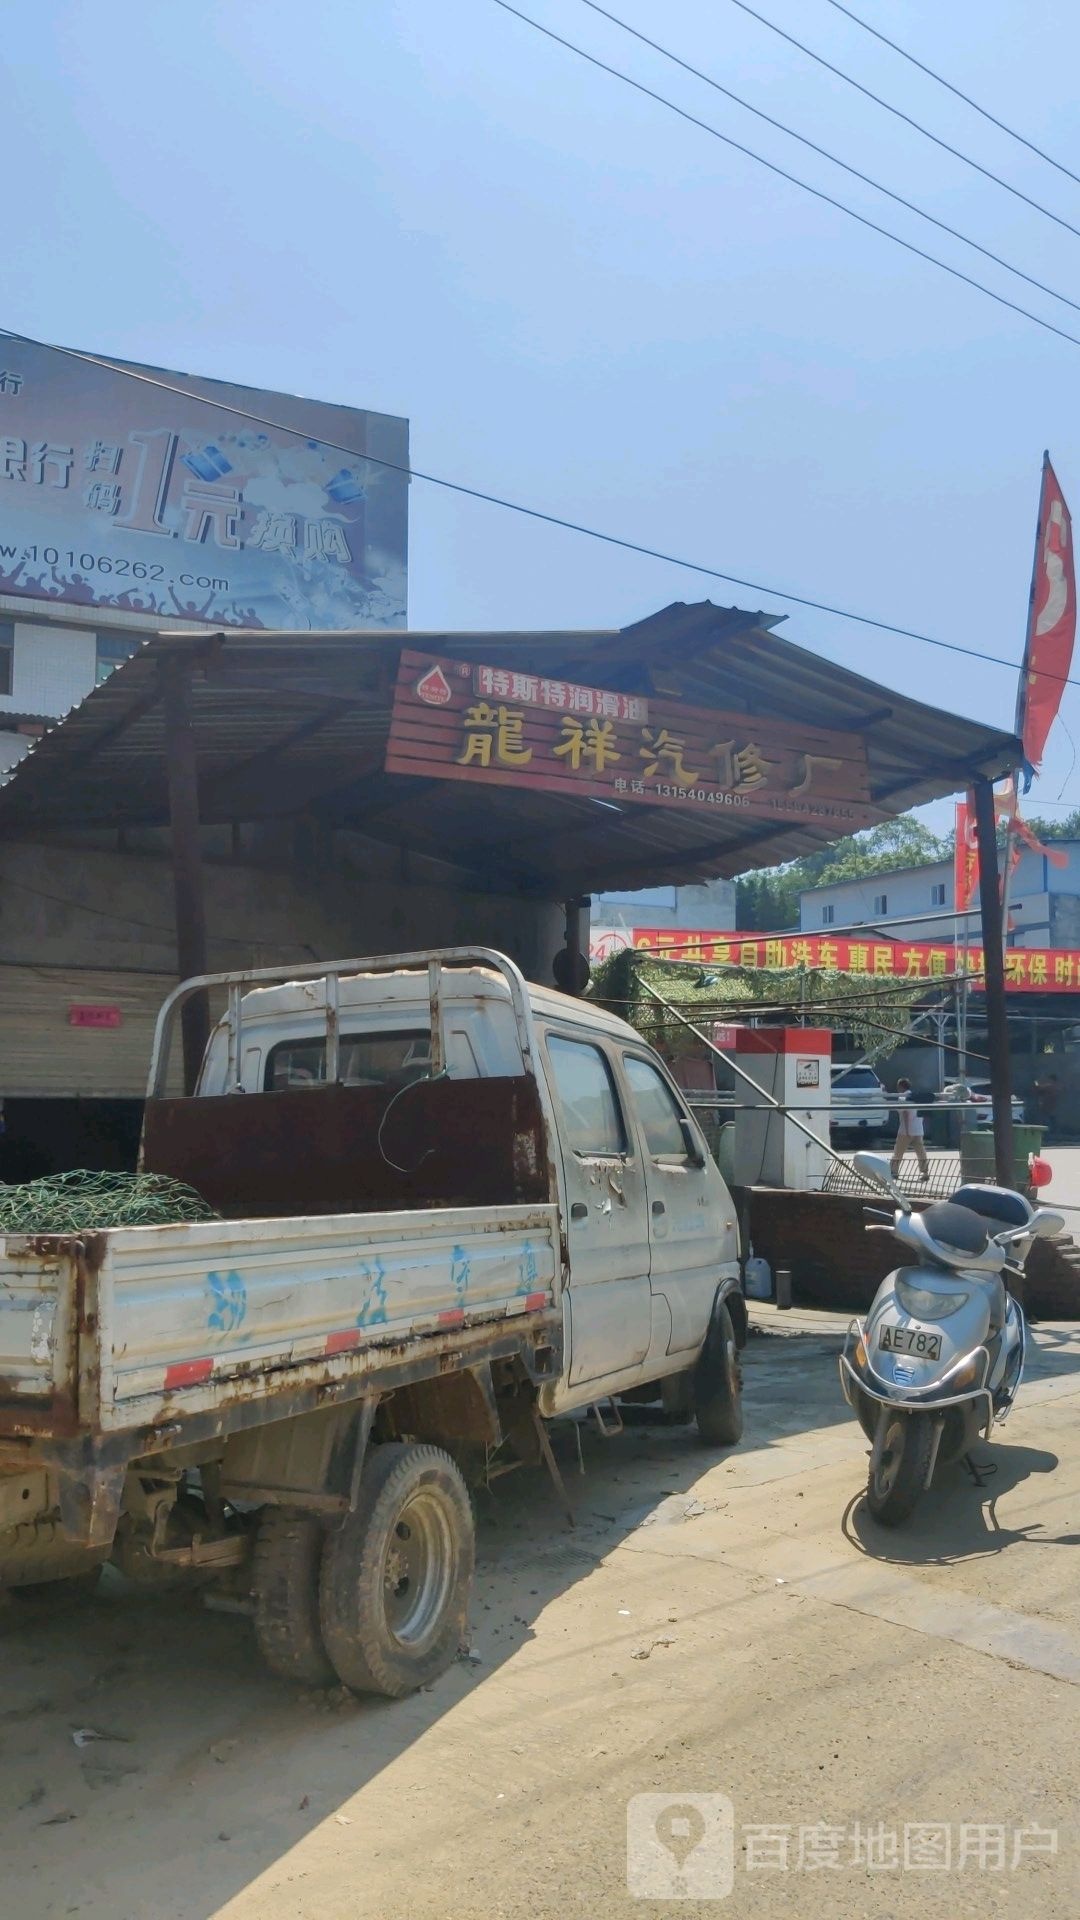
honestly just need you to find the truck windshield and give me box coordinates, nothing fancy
[265,1029,430,1091]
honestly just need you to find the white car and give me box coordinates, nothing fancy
[939,1080,1024,1128]
[830,1064,890,1137]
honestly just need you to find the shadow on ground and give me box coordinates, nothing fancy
[6,1320,1074,1916]
[3,1366,798,1920]
[841,1429,1080,1571]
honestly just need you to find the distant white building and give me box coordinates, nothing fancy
[0,609,152,772]
[593,878,737,936]
[800,846,1080,950]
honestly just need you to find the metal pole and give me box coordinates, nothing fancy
[1001,458,1048,952]
[1000,791,1018,946]
[956,907,969,1099]
[162,661,210,1095]
[973,775,1015,1185]
[557,896,590,996]
[1014,451,1050,748]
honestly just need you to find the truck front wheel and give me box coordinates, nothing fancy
[694,1300,744,1447]
[319,1442,474,1698]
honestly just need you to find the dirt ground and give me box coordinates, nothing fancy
[5,1304,1080,1919]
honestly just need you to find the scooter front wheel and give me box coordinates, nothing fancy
[866,1411,934,1526]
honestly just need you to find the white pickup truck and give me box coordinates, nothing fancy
[0,949,745,1696]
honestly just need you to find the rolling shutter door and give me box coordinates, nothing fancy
[0,968,184,1098]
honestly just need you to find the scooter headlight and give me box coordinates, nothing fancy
[951,1353,983,1390]
[895,1277,971,1320]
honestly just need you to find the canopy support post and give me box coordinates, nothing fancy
[162,660,209,1094]
[973,774,1015,1187]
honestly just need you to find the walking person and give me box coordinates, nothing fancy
[890,1078,929,1181]
[1032,1069,1060,1140]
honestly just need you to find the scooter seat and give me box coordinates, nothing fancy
[950,1184,1032,1229]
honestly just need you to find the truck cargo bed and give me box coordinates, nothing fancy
[0,1203,561,1438]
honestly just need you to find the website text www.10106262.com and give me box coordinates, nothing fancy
[0,543,229,593]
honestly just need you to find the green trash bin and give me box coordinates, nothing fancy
[960,1125,1045,1193]
[714,1121,736,1187]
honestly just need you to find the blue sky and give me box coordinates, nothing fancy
[7,0,1080,832]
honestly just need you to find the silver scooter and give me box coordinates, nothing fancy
[838,1151,1063,1525]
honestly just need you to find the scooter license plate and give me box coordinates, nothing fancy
[879,1323,942,1360]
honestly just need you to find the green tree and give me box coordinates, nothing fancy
[735,816,951,929]
[1022,807,1080,841]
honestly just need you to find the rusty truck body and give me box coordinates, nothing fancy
[0,949,745,1696]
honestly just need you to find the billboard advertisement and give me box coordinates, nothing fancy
[0,340,408,629]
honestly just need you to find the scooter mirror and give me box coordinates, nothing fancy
[853,1151,896,1194]
[1031,1209,1065,1239]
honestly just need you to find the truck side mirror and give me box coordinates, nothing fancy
[680,1117,707,1169]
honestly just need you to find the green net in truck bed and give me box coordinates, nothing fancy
[0,1170,219,1235]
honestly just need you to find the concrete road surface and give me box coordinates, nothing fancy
[5,1307,1080,1918]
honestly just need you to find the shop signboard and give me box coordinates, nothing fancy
[386,651,876,832]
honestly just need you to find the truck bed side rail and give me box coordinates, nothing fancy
[97,1203,561,1432]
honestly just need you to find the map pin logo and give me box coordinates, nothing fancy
[656,1802,707,1877]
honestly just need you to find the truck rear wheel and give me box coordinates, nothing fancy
[319,1442,474,1698]
[252,1507,337,1688]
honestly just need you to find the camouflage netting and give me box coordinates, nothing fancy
[590,948,946,1065]
[0,1170,218,1235]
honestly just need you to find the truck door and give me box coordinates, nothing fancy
[542,1030,652,1386]
[620,1051,739,1356]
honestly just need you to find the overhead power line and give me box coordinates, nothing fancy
[822,0,1080,192]
[575,0,1080,317]
[489,1,1080,352]
[728,0,1080,244]
[1013,796,1080,811]
[2,321,1078,700]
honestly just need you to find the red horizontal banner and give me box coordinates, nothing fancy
[626,928,1080,993]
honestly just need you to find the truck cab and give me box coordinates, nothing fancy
[195,960,744,1414]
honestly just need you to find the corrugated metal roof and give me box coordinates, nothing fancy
[0,603,1020,894]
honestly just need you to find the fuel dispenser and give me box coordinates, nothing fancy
[725,1026,833,1191]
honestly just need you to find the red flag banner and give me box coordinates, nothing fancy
[954,796,979,911]
[953,786,1022,915]
[1017,455,1075,770]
